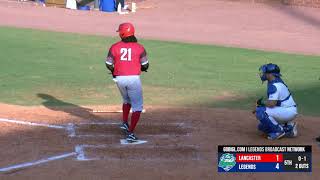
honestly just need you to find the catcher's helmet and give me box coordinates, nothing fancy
[117,23,135,39]
[259,63,281,81]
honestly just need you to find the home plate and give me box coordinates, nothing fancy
[120,139,148,145]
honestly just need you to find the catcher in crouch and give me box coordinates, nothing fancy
[254,63,298,140]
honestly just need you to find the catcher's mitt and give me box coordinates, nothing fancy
[252,97,265,114]
[256,97,265,107]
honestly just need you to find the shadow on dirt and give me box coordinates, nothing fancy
[268,2,320,28]
[0,105,319,179]
[1,97,320,178]
[37,93,101,120]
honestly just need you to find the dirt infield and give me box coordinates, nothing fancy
[1,0,320,179]
[0,103,319,179]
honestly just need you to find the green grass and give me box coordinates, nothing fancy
[0,26,319,115]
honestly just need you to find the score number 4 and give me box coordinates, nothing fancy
[275,155,280,170]
[120,48,132,61]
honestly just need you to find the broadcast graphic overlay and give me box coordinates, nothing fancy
[218,145,312,172]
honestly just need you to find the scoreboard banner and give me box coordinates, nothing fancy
[218,145,312,172]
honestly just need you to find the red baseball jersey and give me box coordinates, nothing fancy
[106,41,148,76]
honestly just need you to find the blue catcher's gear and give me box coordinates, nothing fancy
[268,131,285,140]
[255,106,284,139]
[283,122,298,137]
[258,123,272,134]
[259,63,281,82]
[267,77,296,107]
[255,64,298,140]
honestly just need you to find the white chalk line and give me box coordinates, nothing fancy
[0,118,189,139]
[74,144,199,161]
[0,118,192,163]
[78,122,119,125]
[80,144,198,149]
[75,145,85,160]
[0,118,65,129]
[73,133,191,138]
[88,157,200,162]
[0,118,186,130]
[120,139,148,145]
[75,145,102,161]
[0,152,76,172]
[78,122,185,126]
[66,123,76,137]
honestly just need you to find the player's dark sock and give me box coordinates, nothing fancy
[122,103,131,123]
[129,111,141,132]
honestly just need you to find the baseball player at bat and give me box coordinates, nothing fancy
[105,22,149,142]
[253,63,298,140]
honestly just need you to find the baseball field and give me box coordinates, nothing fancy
[0,0,320,179]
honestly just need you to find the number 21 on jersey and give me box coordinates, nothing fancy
[120,48,132,61]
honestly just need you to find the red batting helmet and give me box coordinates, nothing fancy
[117,23,135,39]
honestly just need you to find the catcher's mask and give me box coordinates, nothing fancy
[259,63,281,82]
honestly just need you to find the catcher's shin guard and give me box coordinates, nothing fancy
[258,123,272,134]
[255,107,283,134]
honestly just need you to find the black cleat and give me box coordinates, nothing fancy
[119,122,129,134]
[119,122,129,130]
[126,133,139,142]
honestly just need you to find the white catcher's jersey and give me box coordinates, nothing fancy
[266,78,298,123]
[267,78,296,108]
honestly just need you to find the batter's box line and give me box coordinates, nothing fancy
[73,133,192,138]
[0,118,66,129]
[79,144,199,149]
[0,118,195,172]
[0,118,74,138]
[74,144,200,161]
[0,142,200,172]
[0,118,189,138]
[0,152,77,173]
[0,118,186,127]
[66,122,188,137]
[0,117,192,143]
[77,122,186,126]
